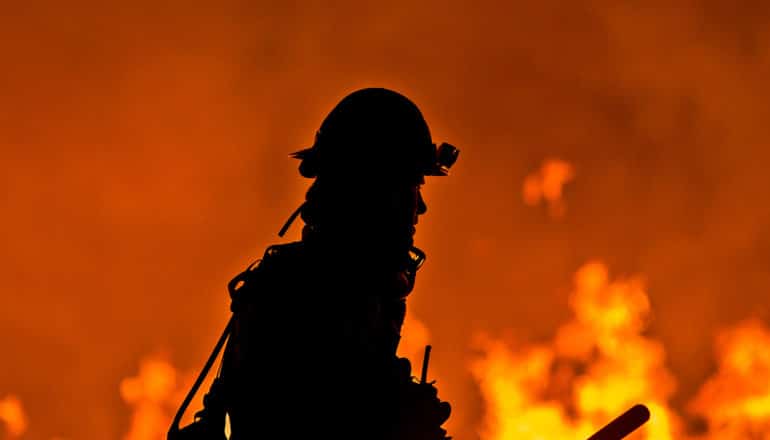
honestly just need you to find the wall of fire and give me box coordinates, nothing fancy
[3,1,770,439]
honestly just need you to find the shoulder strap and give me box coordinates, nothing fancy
[167,254,267,439]
[167,316,233,439]
[167,241,304,438]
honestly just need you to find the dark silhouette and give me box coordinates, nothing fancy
[169,88,458,440]
[587,404,650,440]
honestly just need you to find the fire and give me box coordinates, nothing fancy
[523,159,575,218]
[111,315,426,440]
[120,356,183,440]
[0,395,28,438]
[470,258,770,440]
[115,289,770,440]
[470,261,679,440]
[688,319,770,439]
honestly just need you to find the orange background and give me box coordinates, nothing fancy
[2,1,770,439]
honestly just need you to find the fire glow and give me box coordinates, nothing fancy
[114,157,770,439]
[523,159,575,219]
[120,357,188,440]
[117,263,770,440]
[470,261,677,439]
[117,314,433,440]
[468,261,770,440]
[0,395,28,438]
[5,3,770,437]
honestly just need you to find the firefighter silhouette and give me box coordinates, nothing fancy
[169,88,458,440]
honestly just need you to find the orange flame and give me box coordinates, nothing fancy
[0,395,28,438]
[115,271,770,440]
[470,261,679,440]
[688,319,770,438]
[119,356,181,440]
[113,317,428,440]
[523,159,575,218]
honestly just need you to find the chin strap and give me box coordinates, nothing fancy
[279,202,427,285]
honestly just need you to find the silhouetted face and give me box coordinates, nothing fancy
[311,171,427,264]
[379,174,427,249]
[404,176,427,232]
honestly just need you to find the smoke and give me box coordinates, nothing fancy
[3,1,770,439]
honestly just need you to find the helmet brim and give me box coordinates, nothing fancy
[290,146,452,177]
[289,147,314,160]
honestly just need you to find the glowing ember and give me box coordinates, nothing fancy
[470,261,679,440]
[523,159,575,218]
[0,395,28,438]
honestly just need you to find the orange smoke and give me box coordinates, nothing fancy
[523,159,575,219]
[0,395,28,438]
[470,261,678,440]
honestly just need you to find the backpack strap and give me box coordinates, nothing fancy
[167,254,266,440]
[167,316,233,440]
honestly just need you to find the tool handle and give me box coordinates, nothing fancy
[587,404,650,440]
[420,345,432,384]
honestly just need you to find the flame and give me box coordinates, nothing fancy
[471,259,770,439]
[119,354,230,440]
[112,315,429,440]
[470,261,679,440]
[0,395,28,438]
[111,317,428,440]
[116,294,770,440]
[119,356,181,440]
[8,2,770,439]
[688,319,770,438]
[523,159,575,218]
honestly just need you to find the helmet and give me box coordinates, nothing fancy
[290,88,459,181]
[277,88,459,238]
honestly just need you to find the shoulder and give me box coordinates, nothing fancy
[228,241,307,311]
[239,241,306,276]
[258,241,311,278]
[262,241,306,264]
